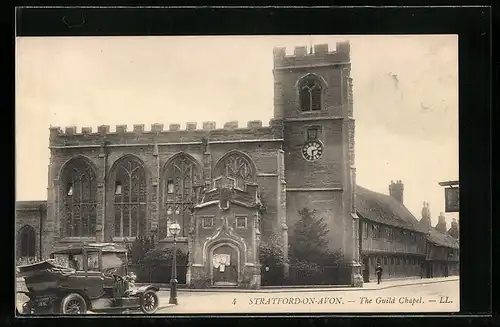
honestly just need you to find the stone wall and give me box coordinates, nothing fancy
[15,201,46,261]
[44,124,282,258]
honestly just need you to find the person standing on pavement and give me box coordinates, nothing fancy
[376,262,383,284]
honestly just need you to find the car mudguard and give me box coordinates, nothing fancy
[135,285,160,295]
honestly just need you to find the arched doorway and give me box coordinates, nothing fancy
[18,225,36,258]
[210,244,239,286]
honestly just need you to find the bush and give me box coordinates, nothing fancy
[289,260,323,284]
[189,272,211,289]
[126,235,156,264]
[139,247,188,266]
[259,233,287,286]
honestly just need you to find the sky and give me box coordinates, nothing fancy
[15,35,459,227]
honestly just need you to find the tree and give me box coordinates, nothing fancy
[289,208,330,263]
[288,208,347,285]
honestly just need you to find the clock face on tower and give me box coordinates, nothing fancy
[301,140,324,161]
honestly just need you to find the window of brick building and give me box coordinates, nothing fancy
[236,215,247,229]
[62,158,97,237]
[298,75,324,112]
[202,216,214,229]
[18,225,36,258]
[214,151,255,191]
[113,156,147,238]
[167,179,174,194]
[164,154,202,238]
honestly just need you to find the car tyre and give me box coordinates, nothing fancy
[140,290,159,314]
[60,293,87,315]
[21,301,34,315]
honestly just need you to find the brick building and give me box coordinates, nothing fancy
[15,201,47,265]
[419,208,460,278]
[16,42,363,288]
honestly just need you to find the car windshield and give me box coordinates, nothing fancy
[102,252,127,270]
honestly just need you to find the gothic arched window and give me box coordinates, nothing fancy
[113,156,147,238]
[18,225,36,258]
[163,154,201,238]
[214,151,255,190]
[62,158,97,237]
[298,75,324,111]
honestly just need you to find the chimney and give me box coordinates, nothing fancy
[435,212,448,234]
[419,201,432,232]
[448,218,459,239]
[389,180,404,204]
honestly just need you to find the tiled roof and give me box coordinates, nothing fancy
[355,185,423,233]
[16,201,47,210]
[427,228,459,249]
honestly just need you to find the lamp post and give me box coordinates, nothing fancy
[169,222,181,305]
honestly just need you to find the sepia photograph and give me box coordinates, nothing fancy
[15,34,460,315]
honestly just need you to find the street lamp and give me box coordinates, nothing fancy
[169,222,181,305]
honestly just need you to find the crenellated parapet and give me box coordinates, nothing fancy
[49,119,284,147]
[273,42,350,69]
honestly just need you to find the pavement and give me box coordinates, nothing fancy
[16,276,459,315]
[142,276,458,292]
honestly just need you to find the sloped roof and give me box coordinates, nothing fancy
[16,201,47,210]
[427,228,459,249]
[355,185,423,233]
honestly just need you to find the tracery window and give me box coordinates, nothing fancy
[214,151,255,190]
[164,154,201,238]
[62,158,97,237]
[298,75,324,111]
[18,225,36,258]
[113,157,147,238]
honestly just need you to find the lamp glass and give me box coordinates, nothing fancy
[169,223,181,236]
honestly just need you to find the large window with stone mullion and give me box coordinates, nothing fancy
[299,78,322,111]
[165,156,199,238]
[114,159,147,238]
[63,160,97,237]
[216,152,254,191]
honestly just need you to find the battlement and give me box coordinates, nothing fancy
[273,42,350,69]
[49,119,284,146]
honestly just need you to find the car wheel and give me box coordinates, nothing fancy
[21,301,34,315]
[60,293,87,315]
[140,290,159,314]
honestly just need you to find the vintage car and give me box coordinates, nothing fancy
[17,243,160,315]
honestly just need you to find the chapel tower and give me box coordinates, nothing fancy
[273,42,361,285]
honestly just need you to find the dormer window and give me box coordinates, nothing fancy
[298,75,325,112]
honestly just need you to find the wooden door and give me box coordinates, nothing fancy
[212,245,238,286]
